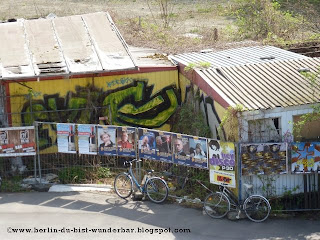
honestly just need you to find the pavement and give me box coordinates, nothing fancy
[0,191,319,240]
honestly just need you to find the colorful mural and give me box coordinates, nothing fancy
[179,73,226,140]
[7,71,179,150]
[292,142,320,173]
[241,143,288,176]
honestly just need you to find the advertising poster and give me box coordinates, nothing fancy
[241,143,287,176]
[77,124,97,155]
[155,131,173,163]
[117,127,136,157]
[208,139,236,188]
[0,126,36,156]
[138,128,156,160]
[292,142,320,173]
[98,126,117,156]
[57,123,76,154]
[189,137,208,168]
[173,134,191,166]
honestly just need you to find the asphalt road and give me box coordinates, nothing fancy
[0,191,319,240]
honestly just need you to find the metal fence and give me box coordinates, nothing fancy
[0,121,319,212]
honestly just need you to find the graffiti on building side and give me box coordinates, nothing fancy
[20,80,180,150]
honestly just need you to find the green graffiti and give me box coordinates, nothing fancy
[119,96,164,114]
[24,104,49,125]
[103,82,178,127]
[67,97,88,122]
[102,82,144,119]
[21,79,180,131]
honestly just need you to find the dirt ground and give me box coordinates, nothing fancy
[1,0,261,54]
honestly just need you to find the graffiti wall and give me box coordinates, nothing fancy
[179,72,227,140]
[292,142,320,173]
[7,70,179,150]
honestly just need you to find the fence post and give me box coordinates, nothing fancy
[238,142,242,202]
[34,121,42,183]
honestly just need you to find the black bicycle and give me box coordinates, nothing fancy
[202,182,271,223]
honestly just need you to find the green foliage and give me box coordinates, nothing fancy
[1,176,26,192]
[219,104,246,142]
[172,102,212,138]
[293,67,320,139]
[184,62,211,72]
[58,167,86,184]
[96,167,112,179]
[232,0,304,40]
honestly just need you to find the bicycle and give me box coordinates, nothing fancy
[114,159,169,203]
[199,181,271,223]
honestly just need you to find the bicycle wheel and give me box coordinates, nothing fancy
[114,173,133,199]
[244,195,271,223]
[204,192,230,219]
[146,177,168,203]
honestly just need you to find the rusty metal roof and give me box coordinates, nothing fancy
[0,12,137,80]
[170,46,308,68]
[198,58,320,110]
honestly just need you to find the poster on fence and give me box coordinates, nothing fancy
[77,124,97,155]
[138,128,156,160]
[57,123,76,154]
[117,127,136,157]
[155,131,173,163]
[173,134,191,166]
[292,142,320,173]
[98,126,117,156]
[0,126,36,156]
[241,143,287,176]
[189,137,208,168]
[208,140,236,188]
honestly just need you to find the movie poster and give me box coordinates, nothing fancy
[97,126,117,156]
[138,128,156,160]
[208,139,236,188]
[155,131,173,163]
[117,126,136,157]
[77,124,97,155]
[57,123,76,154]
[241,143,287,176]
[173,134,191,166]
[292,142,320,173]
[189,137,208,168]
[0,126,36,156]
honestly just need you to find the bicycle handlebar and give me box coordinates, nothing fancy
[124,158,142,167]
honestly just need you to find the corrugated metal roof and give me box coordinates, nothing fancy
[198,58,320,110]
[170,46,309,68]
[0,12,137,80]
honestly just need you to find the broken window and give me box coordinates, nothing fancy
[248,118,281,143]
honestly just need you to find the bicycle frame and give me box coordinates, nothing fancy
[220,186,241,210]
[127,164,147,193]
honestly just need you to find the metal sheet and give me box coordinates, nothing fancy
[53,15,102,73]
[24,18,67,75]
[82,12,136,71]
[170,46,309,68]
[199,58,320,110]
[0,21,34,78]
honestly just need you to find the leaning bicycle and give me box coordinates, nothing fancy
[201,181,271,223]
[114,159,169,203]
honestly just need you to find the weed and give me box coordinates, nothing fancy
[58,166,86,184]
